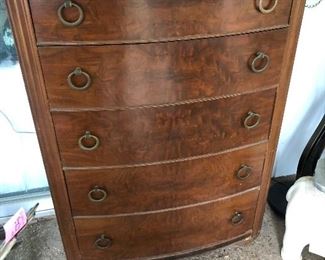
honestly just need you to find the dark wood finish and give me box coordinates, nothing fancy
[252,0,306,237]
[29,0,293,45]
[39,29,287,110]
[53,89,276,167]
[66,143,266,215]
[5,0,80,259]
[8,0,306,258]
[74,189,259,259]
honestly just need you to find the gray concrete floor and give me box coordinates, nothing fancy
[6,205,324,260]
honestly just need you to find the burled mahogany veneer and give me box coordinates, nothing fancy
[7,0,306,259]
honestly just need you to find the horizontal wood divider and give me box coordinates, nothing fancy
[36,26,290,47]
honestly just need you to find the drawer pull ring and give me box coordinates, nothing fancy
[243,112,261,129]
[231,212,244,225]
[95,234,112,250]
[78,131,100,151]
[67,67,92,90]
[88,186,108,202]
[257,0,278,14]
[250,52,270,73]
[58,0,84,27]
[236,165,253,180]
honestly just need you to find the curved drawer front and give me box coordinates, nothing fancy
[53,89,275,167]
[39,29,287,110]
[30,0,292,44]
[66,143,266,216]
[74,189,258,259]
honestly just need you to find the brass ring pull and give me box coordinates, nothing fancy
[244,112,261,129]
[257,0,278,14]
[78,131,100,151]
[236,165,253,180]
[88,186,108,202]
[58,0,84,27]
[67,67,92,90]
[250,52,270,73]
[231,212,244,225]
[95,234,112,250]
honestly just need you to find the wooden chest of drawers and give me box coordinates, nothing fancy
[7,0,306,259]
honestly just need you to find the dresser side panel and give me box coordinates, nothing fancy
[252,0,306,236]
[5,0,80,259]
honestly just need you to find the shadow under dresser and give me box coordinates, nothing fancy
[6,0,306,259]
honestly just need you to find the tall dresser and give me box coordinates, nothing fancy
[7,0,306,259]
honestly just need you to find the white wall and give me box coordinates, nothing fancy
[0,63,48,195]
[273,4,325,177]
[0,3,52,219]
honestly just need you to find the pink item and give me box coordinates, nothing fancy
[3,208,27,243]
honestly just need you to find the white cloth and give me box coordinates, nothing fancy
[281,176,325,260]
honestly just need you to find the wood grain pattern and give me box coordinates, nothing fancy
[66,143,266,216]
[53,89,276,167]
[5,0,80,259]
[9,0,306,258]
[39,29,287,110]
[29,0,293,45]
[74,189,259,259]
[252,0,307,237]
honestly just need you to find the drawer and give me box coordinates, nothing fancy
[66,143,266,216]
[29,0,293,44]
[74,189,258,259]
[39,29,287,110]
[53,88,276,167]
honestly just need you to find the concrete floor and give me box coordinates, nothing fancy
[5,205,323,260]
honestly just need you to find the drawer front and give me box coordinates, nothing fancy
[66,143,266,216]
[30,0,293,44]
[74,189,258,259]
[39,29,287,110]
[53,89,275,167]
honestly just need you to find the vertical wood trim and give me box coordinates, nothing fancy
[252,0,306,236]
[5,0,80,258]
